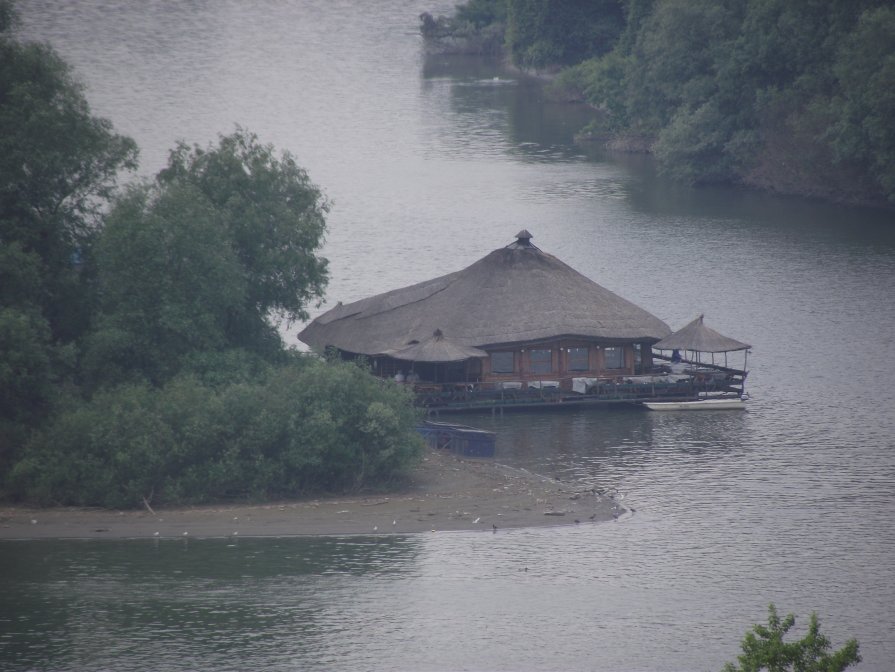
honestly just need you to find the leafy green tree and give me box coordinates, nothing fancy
[455,0,507,29]
[86,129,330,388]
[0,0,136,473]
[722,604,861,672]
[157,128,329,335]
[84,182,247,386]
[0,2,138,340]
[828,6,895,201]
[506,0,625,69]
[626,0,743,134]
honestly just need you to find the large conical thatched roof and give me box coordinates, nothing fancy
[299,232,671,355]
[653,315,750,353]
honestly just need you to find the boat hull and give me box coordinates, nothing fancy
[643,398,746,411]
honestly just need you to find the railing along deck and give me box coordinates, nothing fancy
[409,367,746,413]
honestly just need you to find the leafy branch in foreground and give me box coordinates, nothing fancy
[722,604,860,672]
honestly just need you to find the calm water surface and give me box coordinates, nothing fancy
[6,1,895,670]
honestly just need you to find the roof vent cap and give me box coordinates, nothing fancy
[507,229,539,250]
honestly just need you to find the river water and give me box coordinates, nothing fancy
[6,2,895,670]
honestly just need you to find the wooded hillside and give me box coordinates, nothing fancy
[423,0,895,206]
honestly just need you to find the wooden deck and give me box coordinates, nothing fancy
[412,365,748,414]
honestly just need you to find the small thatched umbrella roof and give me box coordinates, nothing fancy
[653,315,750,353]
[379,329,488,363]
[299,231,671,355]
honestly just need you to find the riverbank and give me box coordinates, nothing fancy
[0,449,622,540]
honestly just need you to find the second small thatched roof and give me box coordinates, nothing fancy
[653,315,751,353]
[379,329,489,363]
[299,231,671,356]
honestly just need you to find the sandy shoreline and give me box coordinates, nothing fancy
[0,449,623,540]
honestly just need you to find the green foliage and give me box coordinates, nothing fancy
[10,359,424,508]
[0,9,138,341]
[84,129,330,389]
[654,101,746,184]
[506,0,625,69]
[455,0,507,29]
[436,0,893,199]
[419,0,506,55]
[556,51,631,129]
[627,0,743,132]
[84,182,246,387]
[563,0,895,199]
[722,604,861,672]
[0,0,136,468]
[158,128,329,329]
[0,306,51,472]
[0,0,15,33]
[827,7,895,199]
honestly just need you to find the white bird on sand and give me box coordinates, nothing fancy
[392,519,396,526]
[373,525,378,532]
[182,531,189,536]
[473,517,481,524]
[153,531,160,537]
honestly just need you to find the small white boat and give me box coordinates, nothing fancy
[643,397,747,411]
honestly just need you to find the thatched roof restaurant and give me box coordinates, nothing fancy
[299,231,672,391]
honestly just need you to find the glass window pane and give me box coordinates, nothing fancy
[530,349,552,374]
[604,346,624,369]
[491,351,514,373]
[568,347,589,371]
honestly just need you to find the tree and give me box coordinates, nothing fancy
[83,182,247,386]
[157,128,329,335]
[0,1,138,341]
[86,129,330,388]
[828,6,895,201]
[0,0,137,473]
[506,0,625,69]
[722,604,861,672]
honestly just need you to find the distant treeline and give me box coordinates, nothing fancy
[1,1,422,509]
[421,0,895,206]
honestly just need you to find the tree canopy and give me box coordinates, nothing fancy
[1,0,422,507]
[84,130,330,388]
[427,0,895,205]
[158,130,330,328]
[0,0,137,465]
[722,604,861,672]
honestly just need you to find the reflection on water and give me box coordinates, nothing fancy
[12,0,895,670]
[0,537,423,671]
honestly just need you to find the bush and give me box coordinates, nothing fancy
[9,359,424,508]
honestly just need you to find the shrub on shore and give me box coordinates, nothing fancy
[10,357,423,509]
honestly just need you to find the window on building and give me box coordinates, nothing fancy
[490,351,514,374]
[530,349,552,374]
[603,346,624,369]
[567,347,589,371]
